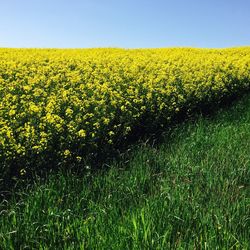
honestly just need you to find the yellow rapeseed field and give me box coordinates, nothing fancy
[0,48,249,178]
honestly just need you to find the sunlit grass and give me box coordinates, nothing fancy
[0,93,249,249]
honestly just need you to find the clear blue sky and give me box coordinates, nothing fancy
[0,0,249,48]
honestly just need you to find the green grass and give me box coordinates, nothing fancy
[0,93,250,249]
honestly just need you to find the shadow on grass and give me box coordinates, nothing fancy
[1,90,249,200]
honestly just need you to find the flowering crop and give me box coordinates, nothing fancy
[0,48,249,180]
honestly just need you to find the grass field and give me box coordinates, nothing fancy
[0,93,249,249]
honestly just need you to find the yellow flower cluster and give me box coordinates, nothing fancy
[0,47,249,178]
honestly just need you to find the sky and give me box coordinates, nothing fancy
[0,0,249,48]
